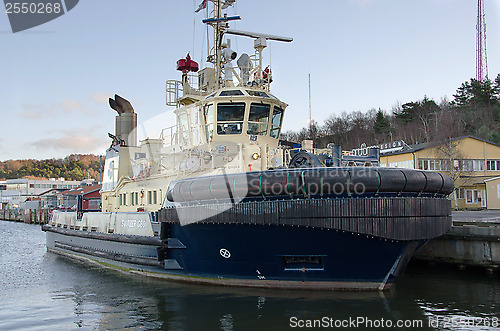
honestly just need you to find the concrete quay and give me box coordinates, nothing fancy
[415,210,500,271]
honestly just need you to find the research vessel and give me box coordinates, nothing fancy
[43,0,453,290]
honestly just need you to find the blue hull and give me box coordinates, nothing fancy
[45,221,419,290]
[167,223,415,286]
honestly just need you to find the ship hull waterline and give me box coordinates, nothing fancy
[44,222,422,291]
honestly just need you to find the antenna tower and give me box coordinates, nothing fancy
[308,73,312,137]
[476,0,488,81]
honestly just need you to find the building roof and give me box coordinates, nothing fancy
[4,177,82,184]
[60,184,101,197]
[484,176,500,183]
[37,188,62,196]
[381,135,500,157]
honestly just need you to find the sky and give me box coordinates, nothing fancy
[1,0,499,161]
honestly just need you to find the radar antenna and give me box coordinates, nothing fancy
[200,0,292,90]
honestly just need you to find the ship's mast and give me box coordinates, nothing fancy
[200,0,292,91]
[203,0,240,89]
[213,1,222,88]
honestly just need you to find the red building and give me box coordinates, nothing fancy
[58,184,101,211]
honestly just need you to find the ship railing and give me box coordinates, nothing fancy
[160,125,179,147]
[167,74,204,107]
[275,145,293,168]
[166,80,182,107]
[232,57,271,91]
[185,73,199,91]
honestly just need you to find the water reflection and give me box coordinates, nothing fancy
[396,261,500,330]
[45,259,408,330]
[49,257,500,330]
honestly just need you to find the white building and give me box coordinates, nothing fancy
[0,178,85,209]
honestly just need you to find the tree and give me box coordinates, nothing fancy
[435,139,474,210]
[453,78,497,108]
[374,109,390,135]
[452,76,500,142]
[279,73,500,150]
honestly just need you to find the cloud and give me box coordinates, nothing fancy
[28,128,108,154]
[21,110,43,119]
[20,98,84,119]
[91,93,111,104]
[60,99,82,113]
[20,104,55,119]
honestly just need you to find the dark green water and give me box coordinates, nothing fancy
[0,221,499,330]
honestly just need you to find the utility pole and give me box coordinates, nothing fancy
[476,0,488,81]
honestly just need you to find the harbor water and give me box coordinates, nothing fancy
[1,221,499,330]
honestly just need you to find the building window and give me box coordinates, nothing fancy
[465,189,478,204]
[487,160,500,171]
[131,193,135,206]
[455,188,464,199]
[388,160,414,169]
[418,159,451,171]
[88,200,100,208]
[473,160,484,171]
[459,160,485,172]
[153,191,157,205]
[148,191,152,204]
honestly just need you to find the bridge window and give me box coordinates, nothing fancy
[204,104,214,142]
[270,107,284,138]
[179,113,189,144]
[246,90,269,98]
[217,103,245,135]
[219,90,244,96]
[247,103,270,136]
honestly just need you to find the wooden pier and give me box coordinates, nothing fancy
[415,211,500,271]
[0,209,51,224]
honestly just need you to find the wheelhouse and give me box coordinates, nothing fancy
[200,87,286,144]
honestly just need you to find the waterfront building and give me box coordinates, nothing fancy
[484,176,500,210]
[0,179,6,209]
[0,178,95,209]
[57,184,101,211]
[379,136,500,209]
